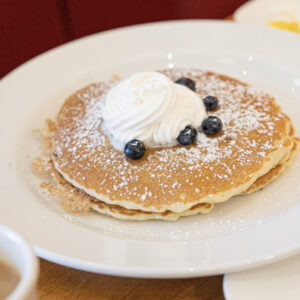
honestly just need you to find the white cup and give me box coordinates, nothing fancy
[0,223,39,300]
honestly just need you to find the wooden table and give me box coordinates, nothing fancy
[39,259,225,299]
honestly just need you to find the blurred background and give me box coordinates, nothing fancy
[0,0,248,78]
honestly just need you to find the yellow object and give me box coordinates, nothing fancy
[269,20,300,33]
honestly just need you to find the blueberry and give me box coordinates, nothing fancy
[177,125,197,145]
[124,139,146,160]
[203,96,219,111]
[175,77,196,91]
[201,116,223,135]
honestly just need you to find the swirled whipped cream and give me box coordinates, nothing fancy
[102,71,206,150]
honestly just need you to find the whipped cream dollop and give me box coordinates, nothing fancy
[102,71,206,150]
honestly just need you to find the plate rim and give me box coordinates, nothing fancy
[1,19,300,278]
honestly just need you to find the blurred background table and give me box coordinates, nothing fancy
[39,259,225,300]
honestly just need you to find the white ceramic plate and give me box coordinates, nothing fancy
[223,254,300,300]
[234,0,300,29]
[0,20,300,278]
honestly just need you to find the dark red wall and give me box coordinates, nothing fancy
[0,0,66,78]
[0,0,248,78]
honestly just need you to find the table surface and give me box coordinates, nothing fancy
[37,15,237,300]
[38,259,225,300]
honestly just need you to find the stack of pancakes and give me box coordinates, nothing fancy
[32,69,299,221]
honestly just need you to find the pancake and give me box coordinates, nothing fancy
[31,68,298,220]
[32,119,296,220]
[50,69,295,214]
[32,124,213,221]
[243,135,299,194]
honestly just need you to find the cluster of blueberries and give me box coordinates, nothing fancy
[124,77,223,160]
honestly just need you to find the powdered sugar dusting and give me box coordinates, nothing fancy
[52,69,288,210]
